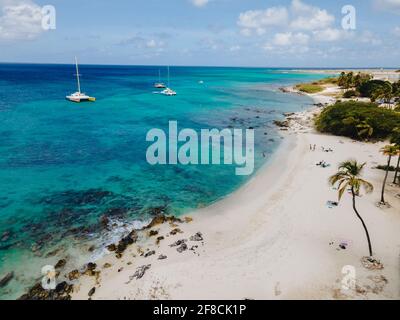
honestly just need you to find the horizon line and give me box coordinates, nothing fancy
[0,61,399,70]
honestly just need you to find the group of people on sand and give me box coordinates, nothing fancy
[309,144,334,153]
[316,160,331,168]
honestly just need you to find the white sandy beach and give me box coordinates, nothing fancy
[69,87,400,300]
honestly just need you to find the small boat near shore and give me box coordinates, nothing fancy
[66,57,96,103]
[154,69,166,89]
[160,88,177,96]
[160,66,177,96]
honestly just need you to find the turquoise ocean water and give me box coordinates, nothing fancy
[0,64,324,299]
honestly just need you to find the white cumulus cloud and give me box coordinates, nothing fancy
[237,0,335,37]
[190,0,210,8]
[237,6,288,36]
[290,0,335,31]
[313,28,344,42]
[272,32,309,46]
[0,0,44,40]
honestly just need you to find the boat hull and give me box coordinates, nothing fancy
[66,95,96,103]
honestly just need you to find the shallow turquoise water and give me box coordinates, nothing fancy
[0,64,324,299]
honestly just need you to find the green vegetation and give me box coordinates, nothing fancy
[338,71,400,104]
[343,90,359,98]
[338,72,372,90]
[315,101,400,140]
[379,145,400,203]
[313,77,338,85]
[329,160,374,257]
[295,83,324,94]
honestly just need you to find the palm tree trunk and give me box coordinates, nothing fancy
[381,156,391,203]
[352,188,373,257]
[393,155,400,185]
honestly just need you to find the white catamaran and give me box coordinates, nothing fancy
[160,66,176,96]
[154,69,166,89]
[66,57,96,103]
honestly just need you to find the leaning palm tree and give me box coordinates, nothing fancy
[391,129,400,185]
[394,152,400,185]
[329,160,374,257]
[380,145,399,203]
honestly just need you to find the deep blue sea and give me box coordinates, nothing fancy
[0,64,324,299]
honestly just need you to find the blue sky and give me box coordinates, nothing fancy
[0,0,399,67]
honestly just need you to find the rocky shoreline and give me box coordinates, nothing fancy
[17,214,198,300]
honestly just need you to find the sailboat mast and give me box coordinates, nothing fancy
[158,69,161,82]
[167,66,170,88]
[75,56,81,94]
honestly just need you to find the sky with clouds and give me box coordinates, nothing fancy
[0,0,399,67]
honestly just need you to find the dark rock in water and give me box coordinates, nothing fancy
[103,207,129,219]
[55,259,67,270]
[107,243,117,252]
[18,280,73,300]
[131,265,151,280]
[190,232,204,242]
[144,250,156,258]
[88,287,96,297]
[68,269,80,281]
[158,254,167,260]
[115,230,138,256]
[31,243,41,252]
[147,205,169,217]
[273,120,290,128]
[1,231,11,242]
[99,215,110,227]
[279,87,291,93]
[45,247,62,258]
[55,281,68,293]
[86,262,97,271]
[0,271,14,288]
[145,215,167,229]
[41,189,114,206]
[144,215,182,230]
[103,263,112,269]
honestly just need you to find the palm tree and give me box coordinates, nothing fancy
[338,72,347,88]
[391,129,400,185]
[329,160,374,257]
[394,152,400,185]
[356,121,374,140]
[380,145,399,203]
